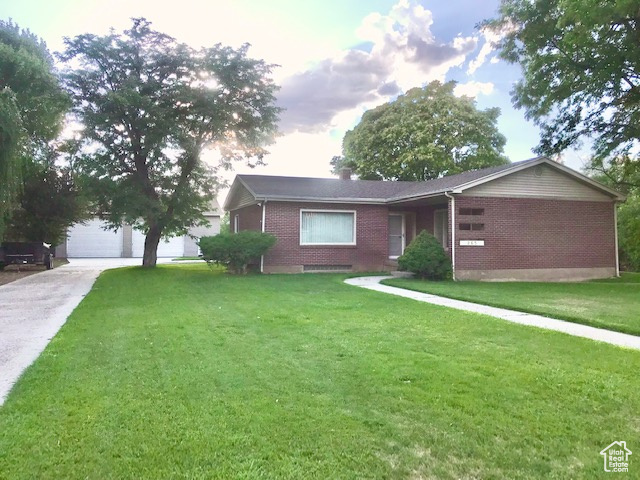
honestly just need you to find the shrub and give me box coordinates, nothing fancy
[198,231,276,274]
[398,230,452,280]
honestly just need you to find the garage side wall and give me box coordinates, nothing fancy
[262,201,389,273]
[454,196,617,281]
[184,215,221,256]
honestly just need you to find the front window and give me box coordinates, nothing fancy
[300,210,356,245]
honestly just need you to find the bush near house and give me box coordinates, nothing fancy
[199,231,276,274]
[398,230,452,280]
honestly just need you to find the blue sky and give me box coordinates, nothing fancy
[4,0,590,190]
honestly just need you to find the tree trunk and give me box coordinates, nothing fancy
[142,223,162,267]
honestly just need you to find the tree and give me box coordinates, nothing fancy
[588,155,640,193]
[0,20,69,238]
[219,211,230,234]
[484,0,640,163]
[0,88,23,237]
[617,193,640,271]
[588,159,640,272]
[4,151,88,246]
[60,18,280,267]
[338,81,508,181]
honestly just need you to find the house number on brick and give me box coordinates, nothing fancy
[460,240,485,246]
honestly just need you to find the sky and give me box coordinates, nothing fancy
[3,0,591,204]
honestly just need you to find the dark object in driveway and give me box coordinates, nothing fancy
[0,242,54,270]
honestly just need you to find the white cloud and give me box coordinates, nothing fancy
[467,27,502,75]
[454,81,495,98]
[278,0,479,133]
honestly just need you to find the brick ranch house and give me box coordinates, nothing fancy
[224,157,625,281]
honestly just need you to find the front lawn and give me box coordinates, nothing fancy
[384,272,640,336]
[0,265,638,479]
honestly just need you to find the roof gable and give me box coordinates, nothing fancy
[224,179,258,211]
[460,162,613,201]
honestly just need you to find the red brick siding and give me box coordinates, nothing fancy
[263,202,389,271]
[454,197,616,270]
[416,207,438,236]
[230,204,262,233]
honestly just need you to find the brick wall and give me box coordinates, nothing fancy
[263,202,389,272]
[230,204,262,233]
[416,207,436,236]
[454,196,616,271]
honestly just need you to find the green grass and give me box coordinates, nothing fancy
[591,271,640,283]
[383,272,640,336]
[171,256,204,261]
[1,265,639,479]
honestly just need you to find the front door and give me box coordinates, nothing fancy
[388,214,405,258]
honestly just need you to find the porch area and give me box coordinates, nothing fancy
[386,195,451,263]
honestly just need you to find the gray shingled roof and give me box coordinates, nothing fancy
[386,161,525,201]
[237,158,540,203]
[238,175,412,201]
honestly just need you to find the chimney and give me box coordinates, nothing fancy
[339,167,352,180]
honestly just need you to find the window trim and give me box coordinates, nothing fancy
[299,209,357,246]
[233,214,240,233]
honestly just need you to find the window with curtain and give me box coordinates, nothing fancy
[300,210,356,245]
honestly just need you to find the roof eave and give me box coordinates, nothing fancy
[386,191,451,204]
[253,195,387,204]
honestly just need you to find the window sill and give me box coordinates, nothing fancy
[300,244,357,248]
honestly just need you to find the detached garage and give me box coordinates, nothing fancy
[66,220,123,258]
[58,201,221,259]
[131,230,184,258]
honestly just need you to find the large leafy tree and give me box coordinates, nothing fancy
[589,163,640,271]
[0,20,69,238]
[0,88,22,236]
[337,81,508,181]
[60,18,280,266]
[484,0,640,166]
[4,149,87,246]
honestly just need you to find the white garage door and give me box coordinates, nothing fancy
[67,219,123,257]
[132,230,184,258]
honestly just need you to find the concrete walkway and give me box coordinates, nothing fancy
[0,258,176,405]
[345,276,640,350]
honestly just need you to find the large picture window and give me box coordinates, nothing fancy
[300,210,356,245]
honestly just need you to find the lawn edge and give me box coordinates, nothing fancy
[380,278,640,337]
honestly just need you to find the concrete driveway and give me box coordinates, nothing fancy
[0,258,175,405]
